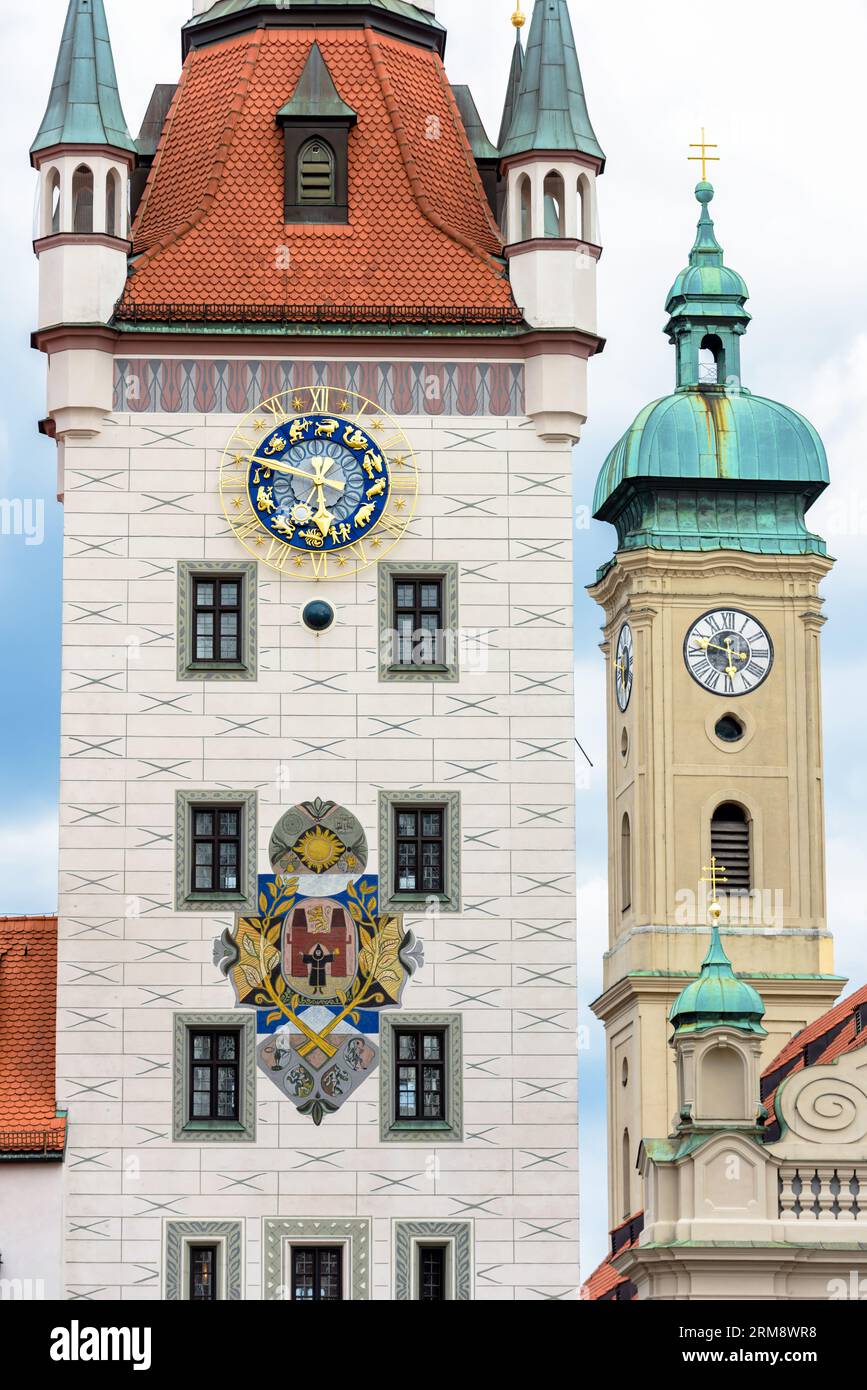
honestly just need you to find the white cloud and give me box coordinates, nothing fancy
[0,811,58,916]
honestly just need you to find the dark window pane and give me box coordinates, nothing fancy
[420,584,440,609]
[193,1035,211,1061]
[423,1066,443,1119]
[421,811,442,837]
[220,812,239,836]
[220,866,239,892]
[194,812,213,836]
[195,842,213,866]
[220,583,239,607]
[195,583,214,607]
[398,1034,418,1061]
[219,841,238,865]
[196,612,214,636]
[220,637,238,660]
[397,812,417,837]
[190,1247,217,1302]
[398,1067,417,1117]
[220,612,238,636]
[195,865,213,890]
[196,636,214,660]
[423,1034,442,1061]
[218,1035,237,1061]
[396,584,414,609]
[419,1246,445,1302]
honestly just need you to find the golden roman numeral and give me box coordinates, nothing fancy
[266,539,293,570]
[390,471,416,493]
[262,397,289,425]
[309,386,329,413]
[235,514,264,542]
[309,553,329,579]
[377,513,406,540]
[231,431,257,453]
[348,540,368,565]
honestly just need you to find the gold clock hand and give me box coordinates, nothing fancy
[693,638,748,661]
[251,457,346,495]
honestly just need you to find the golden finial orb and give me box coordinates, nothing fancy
[709,900,723,923]
[512,2,526,28]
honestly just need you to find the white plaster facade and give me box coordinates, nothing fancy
[50,359,582,1300]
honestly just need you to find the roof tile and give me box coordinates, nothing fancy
[0,916,66,1157]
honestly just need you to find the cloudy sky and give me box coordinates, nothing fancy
[1,0,865,1275]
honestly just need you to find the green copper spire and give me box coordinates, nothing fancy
[500,0,605,164]
[498,29,524,151]
[32,0,135,157]
[666,183,751,390]
[276,42,357,123]
[593,181,830,561]
[669,927,767,1038]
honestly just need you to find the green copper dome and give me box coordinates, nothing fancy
[593,183,829,558]
[670,927,767,1038]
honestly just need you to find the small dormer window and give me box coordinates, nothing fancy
[276,43,357,226]
[298,139,335,207]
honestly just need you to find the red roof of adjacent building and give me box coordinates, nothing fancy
[119,27,520,325]
[0,916,66,1159]
[582,985,867,1300]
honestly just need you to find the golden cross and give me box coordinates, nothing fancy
[689,128,720,182]
[701,855,728,903]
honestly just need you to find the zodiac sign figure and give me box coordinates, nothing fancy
[366,478,386,500]
[362,451,384,479]
[354,503,375,529]
[256,486,276,514]
[289,419,311,444]
[315,419,340,439]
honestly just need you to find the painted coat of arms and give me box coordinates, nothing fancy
[214,800,422,1125]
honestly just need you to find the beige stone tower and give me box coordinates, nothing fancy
[589,180,844,1230]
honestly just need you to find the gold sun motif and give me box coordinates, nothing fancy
[293,827,345,872]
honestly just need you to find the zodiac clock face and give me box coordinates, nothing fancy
[615,622,634,712]
[220,387,418,579]
[684,608,774,696]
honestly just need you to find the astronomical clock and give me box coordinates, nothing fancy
[220,385,419,579]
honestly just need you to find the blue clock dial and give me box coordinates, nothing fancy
[247,415,390,553]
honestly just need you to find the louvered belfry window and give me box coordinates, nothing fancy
[711,803,751,892]
[298,139,335,206]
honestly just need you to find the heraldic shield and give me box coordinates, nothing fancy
[215,869,422,1126]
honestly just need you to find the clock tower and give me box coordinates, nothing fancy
[31,0,604,1300]
[589,178,844,1230]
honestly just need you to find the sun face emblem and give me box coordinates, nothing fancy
[292,827,345,873]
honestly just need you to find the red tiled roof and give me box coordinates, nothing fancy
[581,1213,641,1302]
[120,28,519,325]
[0,917,66,1158]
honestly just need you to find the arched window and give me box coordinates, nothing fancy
[622,1129,631,1219]
[47,168,61,236]
[699,333,725,385]
[105,169,121,238]
[711,803,751,892]
[577,173,593,242]
[621,813,632,912]
[701,1047,747,1121]
[298,139,335,207]
[519,175,531,241]
[72,165,94,234]
[543,171,565,238]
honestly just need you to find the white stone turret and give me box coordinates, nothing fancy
[498,0,604,442]
[31,0,136,437]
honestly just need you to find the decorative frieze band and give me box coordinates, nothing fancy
[112,358,525,417]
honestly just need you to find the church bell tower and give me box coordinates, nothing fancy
[589,170,843,1230]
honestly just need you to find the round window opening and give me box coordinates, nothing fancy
[715,714,745,744]
[620,728,629,760]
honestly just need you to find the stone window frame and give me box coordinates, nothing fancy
[377,560,460,683]
[172,1011,257,1144]
[164,1219,244,1301]
[379,1012,464,1144]
[377,789,461,916]
[262,1218,371,1301]
[393,1220,473,1301]
[174,789,258,914]
[177,560,258,681]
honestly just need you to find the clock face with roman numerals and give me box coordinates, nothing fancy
[684,608,774,697]
[615,622,634,712]
[219,386,418,580]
